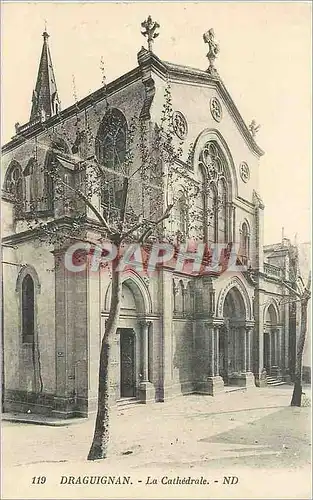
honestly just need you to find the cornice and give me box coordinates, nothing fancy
[1,216,105,246]
[2,67,142,155]
[2,51,264,160]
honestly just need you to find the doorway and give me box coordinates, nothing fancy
[264,331,270,373]
[120,329,136,398]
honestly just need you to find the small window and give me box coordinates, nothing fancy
[174,194,188,239]
[22,274,35,344]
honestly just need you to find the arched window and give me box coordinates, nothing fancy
[96,109,128,218]
[3,161,24,214]
[22,274,35,344]
[239,221,250,265]
[218,179,227,243]
[96,108,127,170]
[208,184,217,244]
[4,161,23,199]
[198,141,229,245]
[173,280,184,314]
[172,192,188,240]
[23,158,36,212]
[43,152,55,212]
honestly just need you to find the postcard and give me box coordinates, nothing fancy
[1,2,311,499]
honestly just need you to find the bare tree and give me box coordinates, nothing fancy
[19,84,203,460]
[281,269,311,407]
[290,273,311,407]
[13,71,229,459]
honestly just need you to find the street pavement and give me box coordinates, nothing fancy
[1,385,311,499]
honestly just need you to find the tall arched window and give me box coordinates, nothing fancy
[240,221,250,265]
[22,274,35,344]
[199,141,229,244]
[4,161,23,199]
[3,161,24,215]
[208,184,217,244]
[96,109,127,169]
[43,152,55,212]
[96,109,128,218]
[172,192,188,240]
[23,158,36,212]
[218,179,227,243]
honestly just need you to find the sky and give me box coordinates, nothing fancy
[1,2,311,245]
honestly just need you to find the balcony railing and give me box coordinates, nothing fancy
[264,262,282,279]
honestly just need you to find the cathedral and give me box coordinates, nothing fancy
[1,20,303,418]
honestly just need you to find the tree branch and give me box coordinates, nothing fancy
[137,203,174,243]
[53,175,112,233]
[281,280,301,299]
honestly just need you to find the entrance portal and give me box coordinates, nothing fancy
[263,304,279,377]
[120,329,136,398]
[222,287,247,383]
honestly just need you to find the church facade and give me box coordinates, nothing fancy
[1,24,301,418]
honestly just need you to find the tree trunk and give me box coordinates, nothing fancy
[290,298,309,407]
[87,262,122,460]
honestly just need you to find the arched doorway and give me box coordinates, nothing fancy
[104,274,154,402]
[264,304,279,377]
[221,287,247,383]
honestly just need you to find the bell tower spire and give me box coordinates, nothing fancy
[30,30,61,122]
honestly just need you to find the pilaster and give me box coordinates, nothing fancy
[138,320,155,403]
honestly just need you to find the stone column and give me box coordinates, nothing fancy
[245,327,255,388]
[209,291,215,317]
[274,328,282,379]
[245,328,251,372]
[232,327,237,371]
[268,332,272,375]
[242,327,247,372]
[278,328,282,369]
[138,320,154,403]
[141,321,150,382]
[214,327,219,377]
[201,324,224,396]
[208,326,215,377]
[182,287,187,315]
[272,329,276,366]
[161,270,173,400]
[232,205,236,243]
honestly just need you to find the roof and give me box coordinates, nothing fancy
[2,48,264,158]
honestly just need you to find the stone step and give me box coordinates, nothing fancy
[266,376,285,386]
[116,397,140,409]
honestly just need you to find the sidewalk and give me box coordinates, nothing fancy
[2,386,310,466]
[2,385,311,499]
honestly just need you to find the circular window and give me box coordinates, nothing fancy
[172,111,188,140]
[210,97,222,122]
[240,162,250,183]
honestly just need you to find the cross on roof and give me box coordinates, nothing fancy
[141,15,160,52]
